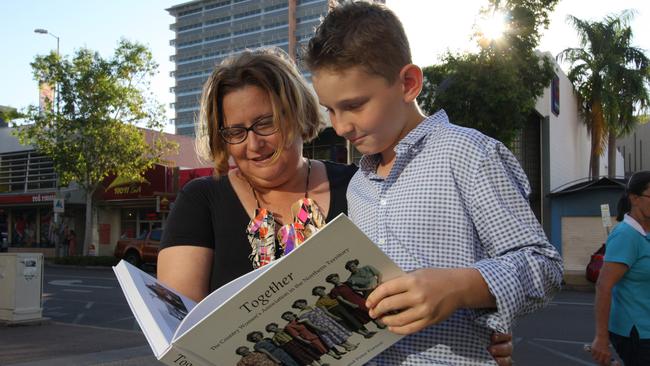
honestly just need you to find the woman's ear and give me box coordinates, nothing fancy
[399,64,423,103]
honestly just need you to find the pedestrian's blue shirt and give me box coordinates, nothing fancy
[348,110,563,365]
[605,214,650,339]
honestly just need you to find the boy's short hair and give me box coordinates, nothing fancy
[304,1,411,83]
[197,47,324,174]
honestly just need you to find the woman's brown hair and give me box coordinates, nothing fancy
[196,47,324,175]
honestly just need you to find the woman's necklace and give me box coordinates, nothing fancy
[245,159,326,269]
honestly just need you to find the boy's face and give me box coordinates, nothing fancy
[312,66,410,158]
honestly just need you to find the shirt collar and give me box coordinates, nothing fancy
[623,214,648,237]
[358,109,450,175]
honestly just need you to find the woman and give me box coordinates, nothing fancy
[235,346,279,366]
[291,299,357,352]
[325,273,376,326]
[281,311,340,361]
[246,331,300,366]
[591,171,650,365]
[157,48,356,300]
[312,285,376,338]
[265,322,325,366]
[343,259,381,298]
[156,47,513,364]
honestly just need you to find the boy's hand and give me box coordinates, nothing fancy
[365,267,495,335]
[365,268,465,334]
[488,332,513,366]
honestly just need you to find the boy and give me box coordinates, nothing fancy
[304,2,563,365]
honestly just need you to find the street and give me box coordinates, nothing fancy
[43,264,142,331]
[42,265,606,365]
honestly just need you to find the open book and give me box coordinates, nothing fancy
[114,214,405,366]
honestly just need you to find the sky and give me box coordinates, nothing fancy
[1,0,648,133]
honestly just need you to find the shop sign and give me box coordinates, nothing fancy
[53,198,65,213]
[0,192,57,205]
[32,193,56,202]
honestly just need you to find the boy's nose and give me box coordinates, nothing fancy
[331,114,354,138]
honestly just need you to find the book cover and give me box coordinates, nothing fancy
[114,214,405,366]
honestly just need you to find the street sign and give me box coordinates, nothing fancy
[53,198,65,213]
[600,204,612,228]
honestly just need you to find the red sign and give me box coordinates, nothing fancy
[0,192,57,205]
[100,165,172,201]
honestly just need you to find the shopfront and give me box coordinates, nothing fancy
[96,164,179,256]
[0,192,83,256]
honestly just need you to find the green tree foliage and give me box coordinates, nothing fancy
[558,10,649,178]
[419,0,559,146]
[0,106,24,125]
[14,40,177,255]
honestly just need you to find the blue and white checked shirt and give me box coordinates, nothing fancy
[349,110,563,365]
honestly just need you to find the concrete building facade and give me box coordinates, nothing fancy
[167,0,350,136]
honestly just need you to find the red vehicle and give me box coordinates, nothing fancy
[114,229,162,267]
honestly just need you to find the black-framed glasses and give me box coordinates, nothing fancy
[219,117,278,144]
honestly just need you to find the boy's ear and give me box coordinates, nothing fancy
[399,64,423,103]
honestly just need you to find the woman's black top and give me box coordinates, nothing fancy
[160,161,358,291]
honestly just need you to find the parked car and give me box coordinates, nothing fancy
[114,229,162,267]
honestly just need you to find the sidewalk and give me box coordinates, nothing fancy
[0,321,162,366]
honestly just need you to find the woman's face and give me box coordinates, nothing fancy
[328,275,340,284]
[221,85,303,188]
[282,313,295,321]
[348,262,358,272]
[632,186,650,219]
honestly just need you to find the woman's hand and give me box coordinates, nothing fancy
[590,336,612,365]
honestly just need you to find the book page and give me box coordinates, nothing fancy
[173,262,274,340]
[113,261,196,357]
[173,214,405,365]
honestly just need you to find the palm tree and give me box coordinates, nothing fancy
[558,10,649,179]
[604,34,649,176]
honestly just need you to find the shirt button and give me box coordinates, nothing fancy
[377,238,386,245]
[380,199,387,206]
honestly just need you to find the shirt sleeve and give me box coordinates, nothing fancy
[604,228,638,267]
[160,177,216,250]
[468,142,563,333]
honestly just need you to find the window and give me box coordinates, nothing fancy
[205,32,231,42]
[297,14,321,23]
[206,15,231,26]
[178,23,202,32]
[178,8,202,17]
[0,151,56,193]
[150,229,163,241]
[234,9,261,19]
[233,26,261,36]
[265,3,287,12]
[205,0,230,11]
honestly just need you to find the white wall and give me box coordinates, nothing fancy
[535,56,624,191]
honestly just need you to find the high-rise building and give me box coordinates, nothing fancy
[168,0,324,135]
